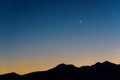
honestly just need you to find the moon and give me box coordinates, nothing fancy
[79,20,82,24]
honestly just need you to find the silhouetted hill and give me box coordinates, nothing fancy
[0,72,21,80]
[1,61,120,80]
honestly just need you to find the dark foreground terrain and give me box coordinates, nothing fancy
[1,61,120,80]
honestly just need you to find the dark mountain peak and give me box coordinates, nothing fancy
[93,61,116,66]
[54,63,76,69]
[102,61,115,65]
[94,62,101,65]
[56,63,66,67]
[1,72,19,76]
[48,63,77,73]
[90,61,118,72]
[0,72,21,80]
[100,61,117,66]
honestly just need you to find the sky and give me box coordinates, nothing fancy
[0,0,120,74]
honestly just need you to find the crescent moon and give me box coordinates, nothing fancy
[79,20,82,24]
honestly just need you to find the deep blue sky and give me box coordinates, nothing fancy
[0,0,120,74]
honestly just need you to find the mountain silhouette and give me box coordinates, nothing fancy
[0,72,20,80]
[1,61,120,80]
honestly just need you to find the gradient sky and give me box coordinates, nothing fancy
[0,0,120,74]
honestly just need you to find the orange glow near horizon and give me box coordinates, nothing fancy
[1,48,120,74]
[1,56,120,74]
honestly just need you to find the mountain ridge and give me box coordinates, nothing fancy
[1,61,120,80]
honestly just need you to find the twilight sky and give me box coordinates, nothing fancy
[0,0,120,74]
